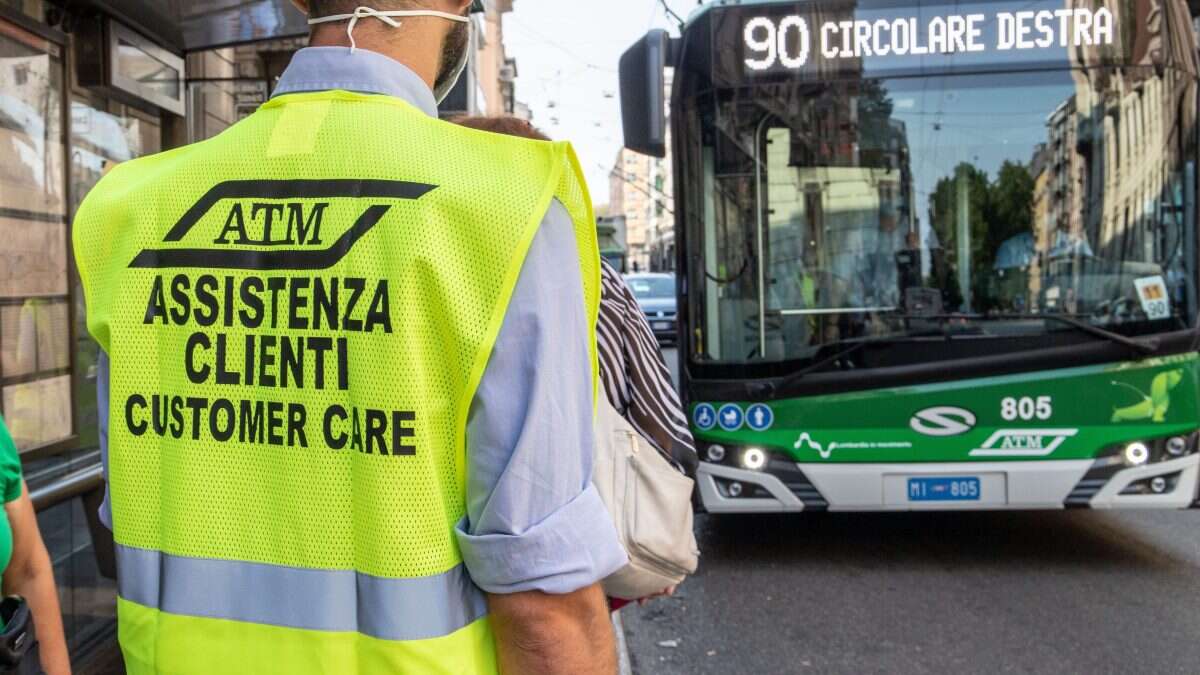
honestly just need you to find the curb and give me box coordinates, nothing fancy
[613,610,634,675]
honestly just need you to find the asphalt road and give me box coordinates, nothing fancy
[621,350,1200,674]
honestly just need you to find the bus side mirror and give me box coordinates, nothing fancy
[620,29,675,158]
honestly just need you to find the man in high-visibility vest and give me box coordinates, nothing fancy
[74,1,628,673]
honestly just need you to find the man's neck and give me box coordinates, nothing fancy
[309,27,440,89]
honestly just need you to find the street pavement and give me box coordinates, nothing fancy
[620,350,1200,674]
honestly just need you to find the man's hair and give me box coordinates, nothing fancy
[308,0,425,16]
[452,116,551,142]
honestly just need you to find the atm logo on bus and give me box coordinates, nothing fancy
[969,429,1079,457]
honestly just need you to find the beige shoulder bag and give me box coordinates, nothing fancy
[593,397,700,600]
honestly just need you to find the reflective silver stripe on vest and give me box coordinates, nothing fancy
[116,544,488,642]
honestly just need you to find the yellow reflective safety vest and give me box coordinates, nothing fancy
[73,90,601,674]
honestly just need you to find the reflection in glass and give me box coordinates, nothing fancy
[684,0,1198,366]
[117,39,181,99]
[0,216,67,298]
[1,300,69,377]
[0,15,119,658]
[0,19,72,449]
[33,490,116,650]
[0,21,66,275]
[70,102,138,165]
[2,375,71,450]
[0,23,64,215]
[68,101,160,213]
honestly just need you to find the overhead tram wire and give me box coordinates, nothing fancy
[603,163,675,216]
[506,17,616,74]
[606,166,675,217]
[658,0,685,30]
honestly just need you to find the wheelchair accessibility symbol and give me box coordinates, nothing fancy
[693,404,717,430]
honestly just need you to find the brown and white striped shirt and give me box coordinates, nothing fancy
[597,260,697,473]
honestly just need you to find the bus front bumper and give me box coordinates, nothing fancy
[696,455,1200,513]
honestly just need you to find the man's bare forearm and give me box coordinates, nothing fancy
[488,583,617,675]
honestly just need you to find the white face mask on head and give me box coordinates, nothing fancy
[308,6,472,104]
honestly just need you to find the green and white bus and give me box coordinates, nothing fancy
[619,0,1200,511]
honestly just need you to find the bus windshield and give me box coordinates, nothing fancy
[682,67,1198,365]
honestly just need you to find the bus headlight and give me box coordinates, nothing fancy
[1166,436,1189,457]
[1123,442,1151,467]
[741,447,767,471]
[706,444,726,463]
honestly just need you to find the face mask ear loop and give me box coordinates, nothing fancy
[309,6,403,53]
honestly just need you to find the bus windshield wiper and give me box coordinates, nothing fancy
[758,336,892,394]
[753,312,1158,398]
[761,326,975,393]
[926,313,1159,356]
[746,342,862,397]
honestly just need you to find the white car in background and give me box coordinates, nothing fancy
[626,273,677,343]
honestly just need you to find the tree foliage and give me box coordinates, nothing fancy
[928,160,1035,311]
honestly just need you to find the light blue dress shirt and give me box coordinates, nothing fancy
[98,46,626,595]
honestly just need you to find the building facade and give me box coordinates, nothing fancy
[608,70,673,273]
[0,0,521,668]
[608,145,673,273]
[474,0,518,117]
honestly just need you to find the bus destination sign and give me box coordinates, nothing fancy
[742,8,1113,71]
[718,0,1130,82]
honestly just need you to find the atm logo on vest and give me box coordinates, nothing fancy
[128,179,437,270]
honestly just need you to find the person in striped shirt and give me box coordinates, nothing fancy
[596,261,698,474]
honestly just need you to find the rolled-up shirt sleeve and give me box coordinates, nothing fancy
[455,200,627,595]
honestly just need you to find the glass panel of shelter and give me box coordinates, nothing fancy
[0,15,72,451]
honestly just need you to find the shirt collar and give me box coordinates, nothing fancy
[272,47,438,117]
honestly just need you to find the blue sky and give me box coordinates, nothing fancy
[504,0,695,205]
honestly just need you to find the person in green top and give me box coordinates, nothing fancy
[0,417,70,674]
